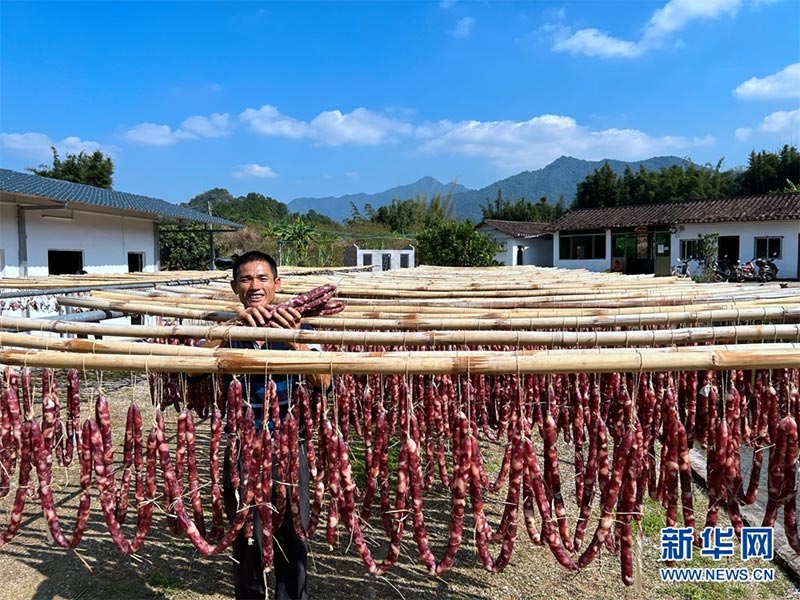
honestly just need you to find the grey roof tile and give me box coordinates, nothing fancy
[551,194,800,231]
[477,219,552,238]
[0,169,242,228]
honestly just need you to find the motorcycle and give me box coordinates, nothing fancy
[713,256,735,282]
[754,254,779,282]
[731,258,768,282]
[671,257,692,278]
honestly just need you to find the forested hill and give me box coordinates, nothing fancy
[285,156,689,223]
[287,176,468,222]
[450,155,690,221]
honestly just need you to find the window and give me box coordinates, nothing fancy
[754,236,782,259]
[48,250,83,275]
[400,253,410,268]
[559,232,606,260]
[362,253,372,266]
[680,239,700,260]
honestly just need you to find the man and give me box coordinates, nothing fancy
[221,250,330,600]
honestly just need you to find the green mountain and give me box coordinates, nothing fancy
[287,176,468,222]
[286,155,690,223]
[451,155,691,221]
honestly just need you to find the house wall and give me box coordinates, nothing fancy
[343,244,415,271]
[0,205,157,278]
[553,220,799,278]
[528,240,553,268]
[0,201,16,278]
[480,231,515,265]
[552,231,613,272]
[477,227,553,267]
[672,220,799,278]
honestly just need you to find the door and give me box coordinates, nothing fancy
[654,232,671,276]
[718,236,740,264]
[128,252,144,272]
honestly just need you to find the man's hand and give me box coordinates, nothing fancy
[236,305,309,350]
[234,304,274,327]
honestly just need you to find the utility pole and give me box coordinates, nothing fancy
[207,200,216,270]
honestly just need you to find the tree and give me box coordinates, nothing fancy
[480,190,562,222]
[694,232,719,283]
[28,147,114,188]
[574,162,620,208]
[183,188,236,213]
[416,220,501,267]
[159,224,210,270]
[739,145,800,194]
[184,189,289,226]
[371,194,454,234]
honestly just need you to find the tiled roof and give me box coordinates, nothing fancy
[551,194,800,231]
[0,169,241,228]
[477,219,552,238]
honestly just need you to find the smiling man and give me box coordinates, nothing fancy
[222,250,329,600]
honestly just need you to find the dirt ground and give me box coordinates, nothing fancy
[1,372,798,600]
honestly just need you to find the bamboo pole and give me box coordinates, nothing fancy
[3,316,800,347]
[2,343,799,375]
[89,285,794,312]
[48,296,800,329]
[0,271,228,289]
[3,325,800,357]
[55,293,800,323]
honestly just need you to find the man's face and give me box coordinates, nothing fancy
[231,260,281,308]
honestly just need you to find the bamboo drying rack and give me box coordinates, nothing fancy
[2,265,799,375]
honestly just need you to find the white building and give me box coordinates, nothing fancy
[549,194,800,279]
[476,219,553,267]
[1,169,240,278]
[343,244,415,271]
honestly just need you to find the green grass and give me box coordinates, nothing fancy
[143,571,182,592]
[641,496,668,537]
[346,431,403,490]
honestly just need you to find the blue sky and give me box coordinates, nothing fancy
[1,0,799,207]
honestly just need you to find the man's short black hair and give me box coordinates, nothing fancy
[232,251,278,280]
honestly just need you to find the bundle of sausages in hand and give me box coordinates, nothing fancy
[267,283,344,321]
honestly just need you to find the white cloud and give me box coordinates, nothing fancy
[178,113,232,138]
[450,16,475,39]
[309,108,412,145]
[239,105,310,138]
[0,132,105,159]
[547,0,742,58]
[644,0,740,41]
[735,108,800,140]
[417,114,714,170]
[240,105,412,146]
[734,63,800,100]
[552,27,642,58]
[124,112,233,145]
[439,0,457,8]
[345,171,360,180]
[123,123,180,146]
[232,163,278,179]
